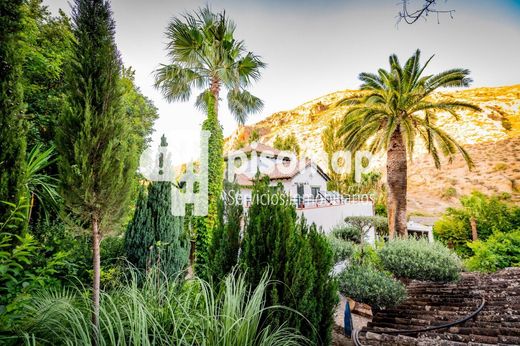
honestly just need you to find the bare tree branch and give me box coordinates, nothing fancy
[397,0,455,25]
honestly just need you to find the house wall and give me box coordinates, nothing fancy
[296,202,376,243]
[286,165,328,197]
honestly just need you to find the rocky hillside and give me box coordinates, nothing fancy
[226,85,520,214]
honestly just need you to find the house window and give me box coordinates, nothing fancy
[311,186,320,198]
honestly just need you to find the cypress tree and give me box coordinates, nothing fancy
[307,222,339,345]
[0,0,26,220]
[124,186,152,271]
[56,0,137,330]
[146,181,189,276]
[240,177,338,344]
[207,182,243,283]
[125,182,189,276]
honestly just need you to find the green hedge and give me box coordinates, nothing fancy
[378,238,462,282]
[466,230,520,272]
[339,265,406,310]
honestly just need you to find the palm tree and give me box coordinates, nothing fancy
[154,6,265,122]
[154,7,265,276]
[338,50,480,238]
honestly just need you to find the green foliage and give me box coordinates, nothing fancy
[12,271,307,345]
[155,6,265,124]
[207,183,243,283]
[434,192,520,256]
[379,238,462,282]
[465,230,520,272]
[327,236,355,263]
[120,67,159,153]
[195,95,224,279]
[331,224,362,243]
[0,0,27,221]
[433,214,471,256]
[125,182,189,276]
[339,265,406,310]
[344,215,388,243]
[23,144,60,224]
[352,243,382,268]
[56,0,138,227]
[124,186,152,271]
[0,232,67,330]
[20,0,73,148]
[240,177,337,345]
[273,133,301,156]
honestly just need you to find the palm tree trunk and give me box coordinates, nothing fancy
[92,214,101,343]
[386,128,408,239]
[470,216,478,241]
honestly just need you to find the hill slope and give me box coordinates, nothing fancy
[226,85,520,214]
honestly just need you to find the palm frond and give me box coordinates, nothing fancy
[227,89,264,125]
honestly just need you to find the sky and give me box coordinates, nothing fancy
[43,0,520,163]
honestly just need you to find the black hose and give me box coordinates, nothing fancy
[352,296,486,346]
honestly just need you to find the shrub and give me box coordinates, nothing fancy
[327,236,355,263]
[331,224,362,243]
[207,183,243,283]
[0,232,67,330]
[465,230,520,272]
[352,243,382,269]
[434,192,520,256]
[379,238,462,282]
[433,215,472,257]
[338,265,406,310]
[240,177,337,345]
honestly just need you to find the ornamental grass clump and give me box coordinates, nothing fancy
[378,238,462,282]
[11,270,307,346]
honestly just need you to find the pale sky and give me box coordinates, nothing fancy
[43,0,520,163]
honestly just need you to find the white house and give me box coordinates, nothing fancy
[225,142,374,236]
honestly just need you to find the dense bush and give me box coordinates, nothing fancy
[207,183,243,283]
[339,265,406,310]
[327,236,355,263]
[0,232,67,330]
[465,230,520,272]
[434,192,520,256]
[8,271,307,345]
[379,238,462,282]
[240,177,337,345]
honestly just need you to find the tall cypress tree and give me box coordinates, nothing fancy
[125,182,189,276]
[56,0,137,330]
[147,181,189,276]
[124,186,152,271]
[0,0,26,220]
[240,177,338,344]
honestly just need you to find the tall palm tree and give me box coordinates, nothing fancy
[338,50,480,238]
[154,7,265,277]
[154,6,265,122]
